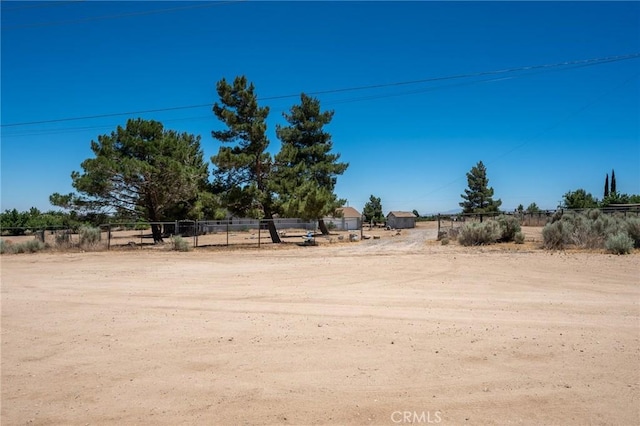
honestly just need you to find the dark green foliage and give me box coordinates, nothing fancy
[562,189,598,209]
[273,93,348,233]
[495,215,521,242]
[459,161,502,214]
[457,221,501,246]
[526,203,540,213]
[516,204,524,213]
[363,195,384,224]
[0,207,81,235]
[604,174,609,198]
[610,169,616,194]
[412,209,420,218]
[210,76,280,243]
[52,118,210,243]
[600,192,640,207]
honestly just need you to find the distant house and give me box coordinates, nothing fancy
[386,211,417,229]
[322,206,362,231]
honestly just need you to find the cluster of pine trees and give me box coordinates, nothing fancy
[49,76,348,243]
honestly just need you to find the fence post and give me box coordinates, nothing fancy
[194,220,198,248]
[437,214,441,235]
[226,221,229,246]
[107,224,111,251]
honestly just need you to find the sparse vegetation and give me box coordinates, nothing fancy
[79,225,101,247]
[0,239,46,254]
[170,236,190,252]
[514,231,525,244]
[457,221,501,246]
[605,232,633,255]
[542,209,636,253]
[495,215,521,242]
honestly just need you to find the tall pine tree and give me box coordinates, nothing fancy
[273,94,348,235]
[604,173,609,198]
[210,76,281,243]
[611,169,617,194]
[459,161,502,214]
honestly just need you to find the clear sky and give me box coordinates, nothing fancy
[2,1,639,215]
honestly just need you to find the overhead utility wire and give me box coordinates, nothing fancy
[2,53,638,129]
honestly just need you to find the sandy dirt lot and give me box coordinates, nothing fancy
[1,224,639,425]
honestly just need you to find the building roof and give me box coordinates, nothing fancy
[387,211,417,218]
[327,207,362,219]
[335,206,361,218]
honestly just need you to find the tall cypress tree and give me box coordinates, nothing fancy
[459,161,502,214]
[274,93,348,234]
[604,173,609,198]
[611,169,617,194]
[210,76,281,243]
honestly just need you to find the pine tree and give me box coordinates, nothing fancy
[604,173,609,198]
[51,118,210,243]
[363,195,384,225]
[210,76,281,243]
[611,169,617,194]
[273,94,348,235]
[459,161,502,214]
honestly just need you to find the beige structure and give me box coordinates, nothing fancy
[386,211,417,229]
[322,206,361,231]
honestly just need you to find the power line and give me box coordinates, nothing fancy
[2,53,638,129]
[1,1,244,30]
[411,72,640,204]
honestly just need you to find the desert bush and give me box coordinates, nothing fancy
[458,221,501,246]
[79,225,101,247]
[542,221,571,249]
[543,209,638,251]
[2,239,46,254]
[605,232,634,255]
[624,217,640,248]
[441,237,450,246]
[514,231,525,244]
[495,215,521,242]
[170,235,190,252]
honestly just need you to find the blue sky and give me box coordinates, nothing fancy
[2,1,639,215]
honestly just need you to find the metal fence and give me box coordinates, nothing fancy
[0,218,363,251]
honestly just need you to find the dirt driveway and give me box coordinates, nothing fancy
[1,228,638,425]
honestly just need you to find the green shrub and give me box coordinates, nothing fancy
[170,236,190,252]
[79,225,101,247]
[542,221,571,249]
[24,239,46,253]
[605,232,634,255]
[514,231,525,244]
[441,237,450,246]
[458,221,500,246]
[496,215,521,242]
[2,239,46,254]
[625,217,640,248]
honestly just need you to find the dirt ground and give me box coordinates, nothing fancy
[1,223,638,425]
